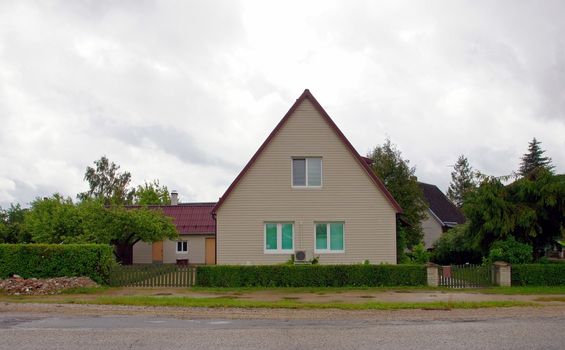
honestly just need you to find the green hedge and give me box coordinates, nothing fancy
[512,264,565,286]
[195,264,426,287]
[0,244,115,284]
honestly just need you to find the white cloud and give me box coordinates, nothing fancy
[1,0,564,207]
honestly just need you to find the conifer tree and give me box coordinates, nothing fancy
[447,155,476,208]
[518,138,554,177]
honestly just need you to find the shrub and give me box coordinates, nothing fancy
[405,243,431,264]
[0,244,115,284]
[486,236,533,264]
[512,264,565,286]
[431,224,483,265]
[195,264,426,287]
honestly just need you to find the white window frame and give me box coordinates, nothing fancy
[291,157,323,188]
[314,222,345,254]
[264,222,295,254]
[176,240,188,254]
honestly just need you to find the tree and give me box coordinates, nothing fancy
[0,204,30,243]
[23,195,178,264]
[133,180,171,205]
[518,138,554,177]
[78,156,134,205]
[464,170,565,259]
[23,195,85,244]
[447,155,477,208]
[81,203,178,264]
[368,139,428,260]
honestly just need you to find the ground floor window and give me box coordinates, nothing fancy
[265,223,294,253]
[176,241,188,253]
[315,222,344,253]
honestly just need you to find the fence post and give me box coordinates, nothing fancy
[426,262,439,287]
[493,261,511,287]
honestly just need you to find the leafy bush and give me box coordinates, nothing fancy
[0,244,115,284]
[512,264,565,286]
[486,236,533,264]
[431,224,483,265]
[195,264,426,287]
[405,243,431,264]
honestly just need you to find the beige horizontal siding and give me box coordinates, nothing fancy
[133,234,214,264]
[132,241,152,264]
[422,210,444,248]
[163,234,214,264]
[216,98,397,265]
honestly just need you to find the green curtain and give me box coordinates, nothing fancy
[282,224,293,250]
[316,224,327,250]
[266,224,277,250]
[330,223,344,251]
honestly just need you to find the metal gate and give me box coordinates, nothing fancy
[439,264,492,288]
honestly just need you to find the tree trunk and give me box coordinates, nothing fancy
[115,243,134,265]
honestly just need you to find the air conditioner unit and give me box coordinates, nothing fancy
[294,250,310,264]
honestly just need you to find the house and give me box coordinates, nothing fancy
[418,182,466,249]
[212,89,402,265]
[132,195,216,265]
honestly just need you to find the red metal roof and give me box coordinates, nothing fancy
[212,89,402,214]
[129,203,216,234]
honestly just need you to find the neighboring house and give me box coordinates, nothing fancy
[212,89,402,265]
[132,198,217,265]
[418,182,466,249]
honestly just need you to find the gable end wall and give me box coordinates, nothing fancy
[216,99,397,264]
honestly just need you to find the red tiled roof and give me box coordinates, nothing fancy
[128,203,216,235]
[212,89,402,214]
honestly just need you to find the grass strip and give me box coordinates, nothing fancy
[72,295,535,310]
[191,286,565,295]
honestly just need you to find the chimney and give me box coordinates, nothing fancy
[170,190,179,205]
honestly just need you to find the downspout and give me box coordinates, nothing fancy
[212,212,217,265]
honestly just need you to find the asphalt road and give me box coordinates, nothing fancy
[1,313,565,350]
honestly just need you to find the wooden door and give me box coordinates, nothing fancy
[152,241,163,263]
[205,238,216,265]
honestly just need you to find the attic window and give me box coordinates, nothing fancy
[292,157,322,187]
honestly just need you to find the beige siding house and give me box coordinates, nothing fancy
[419,182,466,249]
[132,201,217,265]
[213,89,402,265]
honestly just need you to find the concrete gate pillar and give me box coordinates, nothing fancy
[426,262,440,287]
[493,261,511,287]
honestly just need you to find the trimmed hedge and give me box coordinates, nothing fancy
[512,264,565,286]
[195,264,426,287]
[0,244,115,284]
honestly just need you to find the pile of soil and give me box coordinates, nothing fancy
[0,275,98,295]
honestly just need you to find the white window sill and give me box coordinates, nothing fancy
[264,250,294,254]
[314,250,345,254]
[291,186,323,189]
[176,252,189,254]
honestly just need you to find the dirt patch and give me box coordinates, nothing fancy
[0,276,98,295]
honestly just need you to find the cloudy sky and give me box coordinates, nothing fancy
[1,0,564,208]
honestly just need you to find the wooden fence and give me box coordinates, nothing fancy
[439,264,493,288]
[109,264,197,287]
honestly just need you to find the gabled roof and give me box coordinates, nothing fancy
[212,89,402,214]
[418,182,466,226]
[128,203,216,234]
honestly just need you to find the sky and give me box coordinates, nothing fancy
[1,0,564,208]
